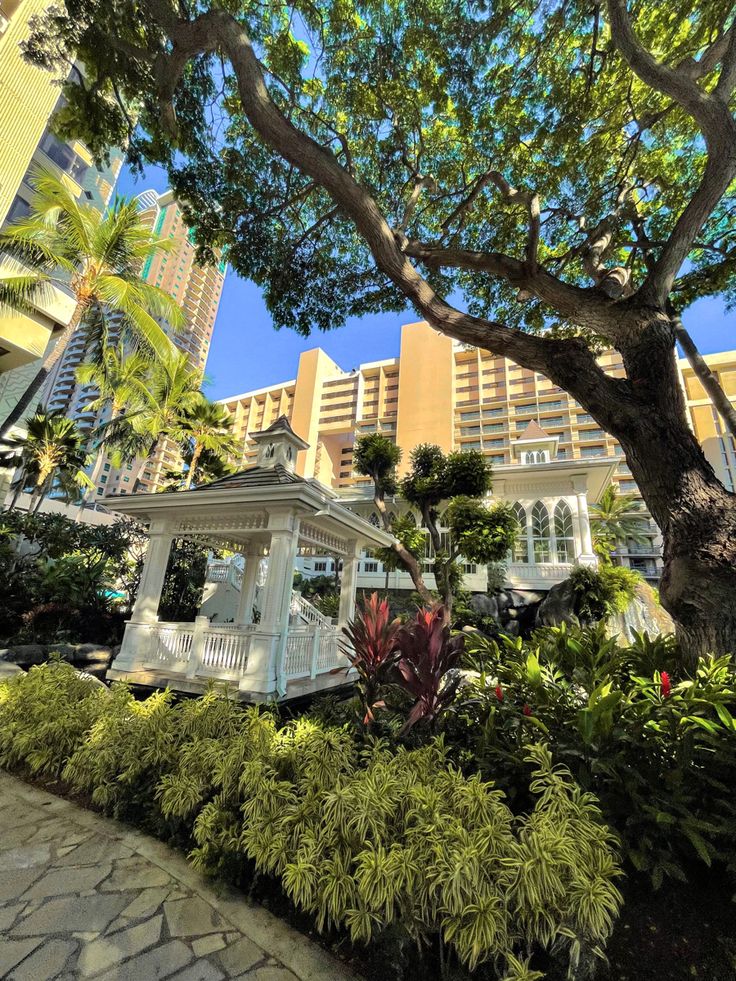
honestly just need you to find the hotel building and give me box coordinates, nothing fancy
[217,321,736,590]
[0,0,123,424]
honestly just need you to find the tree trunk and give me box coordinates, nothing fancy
[673,316,736,440]
[604,321,736,664]
[0,301,85,439]
[184,441,202,490]
[373,491,433,605]
[422,505,453,620]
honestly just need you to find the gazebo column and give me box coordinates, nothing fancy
[338,539,361,627]
[235,545,262,625]
[115,520,174,670]
[239,513,300,696]
[572,477,597,567]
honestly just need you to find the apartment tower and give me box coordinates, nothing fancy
[0,0,123,426]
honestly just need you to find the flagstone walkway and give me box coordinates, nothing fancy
[0,770,354,981]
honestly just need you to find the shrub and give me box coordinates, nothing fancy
[0,665,623,975]
[342,592,402,726]
[0,659,108,776]
[455,625,736,887]
[568,565,641,624]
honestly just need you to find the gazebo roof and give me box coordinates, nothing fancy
[103,463,394,555]
[193,464,304,491]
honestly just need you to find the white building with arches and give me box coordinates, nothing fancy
[299,420,616,594]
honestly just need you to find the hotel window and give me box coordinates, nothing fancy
[363,560,379,573]
[512,503,529,563]
[460,411,480,421]
[531,501,551,562]
[554,501,574,561]
[580,446,605,457]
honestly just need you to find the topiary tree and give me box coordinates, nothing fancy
[355,434,518,617]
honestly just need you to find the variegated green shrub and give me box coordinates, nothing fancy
[0,667,623,976]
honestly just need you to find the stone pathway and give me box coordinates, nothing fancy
[0,771,355,981]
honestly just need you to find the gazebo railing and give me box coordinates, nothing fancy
[281,625,345,682]
[140,619,346,689]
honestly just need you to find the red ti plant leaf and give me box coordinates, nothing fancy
[393,604,465,735]
[341,592,401,728]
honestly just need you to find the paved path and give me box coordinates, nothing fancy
[0,771,354,981]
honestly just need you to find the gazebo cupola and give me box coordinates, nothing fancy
[250,415,309,474]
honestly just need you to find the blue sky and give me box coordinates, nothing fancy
[117,165,735,402]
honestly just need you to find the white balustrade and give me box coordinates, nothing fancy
[506,562,574,581]
[290,590,333,627]
[283,626,344,680]
[199,626,251,677]
[149,623,194,666]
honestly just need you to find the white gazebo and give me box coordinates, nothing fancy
[104,417,395,701]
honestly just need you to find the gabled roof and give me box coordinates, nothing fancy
[520,419,551,439]
[192,464,305,491]
[249,414,309,448]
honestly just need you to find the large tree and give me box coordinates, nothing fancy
[25,0,736,656]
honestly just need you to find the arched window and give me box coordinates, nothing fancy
[525,451,535,464]
[265,443,275,459]
[554,500,574,562]
[531,501,551,563]
[512,503,529,563]
[368,512,380,527]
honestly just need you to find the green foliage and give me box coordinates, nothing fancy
[0,511,146,643]
[569,566,642,624]
[159,539,212,622]
[590,485,650,564]
[4,407,92,507]
[401,445,491,511]
[446,497,518,565]
[375,513,425,572]
[0,665,623,974]
[455,625,736,887]
[0,659,108,776]
[353,433,401,496]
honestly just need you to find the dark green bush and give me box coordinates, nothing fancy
[453,624,736,887]
[567,565,641,624]
[0,663,623,977]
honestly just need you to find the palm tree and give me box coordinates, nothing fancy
[179,401,237,489]
[5,408,92,512]
[74,342,154,508]
[590,483,650,563]
[0,168,184,438]
[97,351,205,479]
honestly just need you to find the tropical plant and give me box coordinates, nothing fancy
[455,625,736,887]
[568,565,642,625]
[97,350,204,474]
[0,168,182,437]
[178,400,237,489]
[590,484,650,563]
[6,408,93,511]
[341,592,401,726]
[394,604,465,734]
[0,663,624,975]
[29,0,736,657]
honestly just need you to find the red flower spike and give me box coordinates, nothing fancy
[661,672,671,699]
[495,685,504,702]
[523,704,532,717]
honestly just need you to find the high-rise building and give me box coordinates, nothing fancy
[45,189,227,499]
[218,320,736,583]
[0,0,123,426]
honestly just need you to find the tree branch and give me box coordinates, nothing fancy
[487,171,541,272]
[606,0,736,306]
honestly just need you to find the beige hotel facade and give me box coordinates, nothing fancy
[217,321,736,588]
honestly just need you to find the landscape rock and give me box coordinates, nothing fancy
[535,578,578,628]
[0,644,113,673]
[606,581,674,642]
[469,594,499,620]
